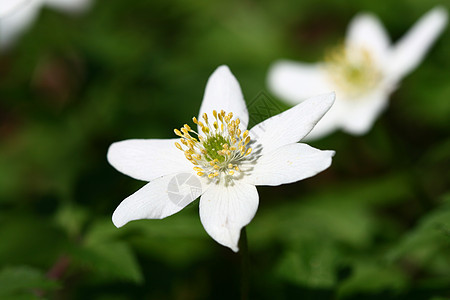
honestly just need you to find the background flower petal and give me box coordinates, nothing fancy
[44,0,92,13]
[245,143,334,186]
[199,181,258,252]
[249,93,335,154]
[346,13,390,64]
[107,139,192,182]
[0,0,41,49]
[198,65,249,130]
[267,60,331,104]
[340,91,389,135]
[113,173,206,227]
[387,7,448,80]
[302,100,345,140]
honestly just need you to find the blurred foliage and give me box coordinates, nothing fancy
[1,0,450,299]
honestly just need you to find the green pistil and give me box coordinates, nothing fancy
[203,134,229,162]
[345,65,366,85]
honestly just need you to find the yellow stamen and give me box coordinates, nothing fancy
[174,110,253,180]
[174,129,183,137]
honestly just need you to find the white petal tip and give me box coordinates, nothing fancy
[310,92,336,110]
[112,203,135,228]
[112,222,123,229]
[112,212,126,228]
[352,12,379,24]
[327,91,336,102]
[224,241,239,252]
[213,65,232,75]
[430,6,448,20]
[106,141,127,168]
[106,143,117,165]
[425,7,448,30]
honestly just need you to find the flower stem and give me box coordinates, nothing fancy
[239,227,249,300]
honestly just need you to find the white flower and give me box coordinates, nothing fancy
[268,7,448,140]
[107,66,335,252]
[0,0,92,50]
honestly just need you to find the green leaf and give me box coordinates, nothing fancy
[0,266,59,298]
[387,196,450,275]
[276,238,339,288]
[119,209,212,266]
[70,241,143,284]
[54,203,89,238]
[337,262,407,299]
[0,214,65,266]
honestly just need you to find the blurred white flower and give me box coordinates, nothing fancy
[107,66,335,252]
[268,7,448,140]
[0,0,92,50]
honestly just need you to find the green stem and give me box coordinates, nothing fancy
[239,227,249,300]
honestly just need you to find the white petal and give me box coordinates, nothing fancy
[387,7,448,80]
[346,13,390,64]
[107,139,192,182]
[0,0,33,18]
[198,65,249,130]
[245,143,334,186]
[249,92,335,154]
[339,91,389,135]
[302,99,343,141]
[44,0,91,13]
[267,60,332,105]
[199,181,258,252]
[113,172,206,227]
[0,0,41,49]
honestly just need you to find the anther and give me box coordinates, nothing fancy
[174,129,183,137]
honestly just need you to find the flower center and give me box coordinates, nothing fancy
[324,44,382,98]
[174,110,252,180]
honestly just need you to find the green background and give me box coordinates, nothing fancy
[1,0,450,299]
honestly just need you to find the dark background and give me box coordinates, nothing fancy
[0,0,449,299]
